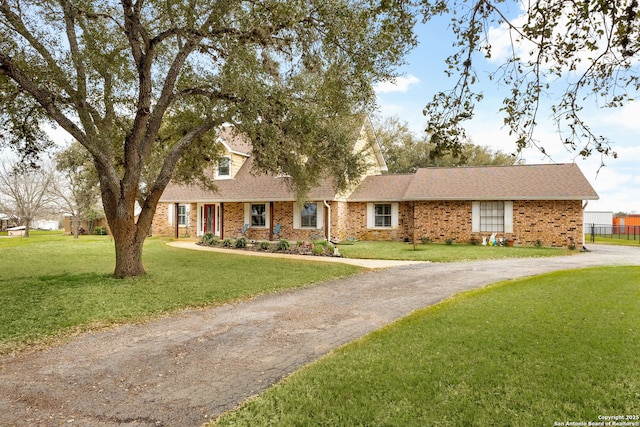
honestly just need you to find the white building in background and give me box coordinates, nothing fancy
[32,219,60,230]
[584,211,613,234]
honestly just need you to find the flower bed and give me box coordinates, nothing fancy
[197,234,341,257]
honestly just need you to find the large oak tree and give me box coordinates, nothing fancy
[0,0,416,277]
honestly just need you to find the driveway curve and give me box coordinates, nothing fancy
[0,244,638,427]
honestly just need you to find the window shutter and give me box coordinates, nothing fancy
[293,203,301,229]
[244,203,251,227]
[366,203,374,229]
[316,203,324,229]
[472,202,480,232]
[184,204,190,226]
[167,204,174,225]
[504,201,513,233]
[391,203,399,228]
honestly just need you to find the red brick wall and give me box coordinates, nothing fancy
[510,200,583,247]
[413,200,471,243]
[153,199,584,247]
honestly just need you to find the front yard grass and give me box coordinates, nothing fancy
[214,266,640,426]
[0,234,362,354]
[337,240,574,262]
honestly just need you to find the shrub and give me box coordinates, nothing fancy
[201,232,217,246]
[94,226,107,235]
[534,239,543,248]
[222,238,233,247]
[276,239,290,251]
[445,238,454,245]
[420,236,432,244]
[469,236,481,245]
[235,236,248,249]
[259,241,270,250]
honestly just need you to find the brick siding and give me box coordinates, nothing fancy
[153,199,584,247]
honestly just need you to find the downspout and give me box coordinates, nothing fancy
[323,200,331,242]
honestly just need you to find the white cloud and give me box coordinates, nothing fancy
[374,75,420,94]
[596,101,640,131]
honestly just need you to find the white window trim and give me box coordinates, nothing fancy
[168,203,190,227]
[244,203,269,229]
[472,201,513,233]
[215,156,232,180]
[366,203,399,229]
[293,202,324,230]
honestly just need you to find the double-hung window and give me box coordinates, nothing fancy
[217,157,231,178]
[294,202,323,229]
[300,203,317,228]
[177,205,187,226]
[375,204,392,227]
[251,204,266,227]
[168,204,189,227]
[366,203,399,229]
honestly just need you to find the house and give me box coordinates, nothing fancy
[153,118,598,247]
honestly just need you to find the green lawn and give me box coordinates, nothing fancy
[0,233,361,353]
[588,236,640,246]
[214,267,640,426]
[337,240,574,262]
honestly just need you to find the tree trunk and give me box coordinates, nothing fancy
[73,215,80,239]
[112,224,146,278]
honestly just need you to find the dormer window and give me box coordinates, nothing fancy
[217,157,231,179]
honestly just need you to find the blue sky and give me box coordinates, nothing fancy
[374,7,640,215]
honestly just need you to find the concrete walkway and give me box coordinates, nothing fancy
[167,240,427,268]
[0,244,638,427]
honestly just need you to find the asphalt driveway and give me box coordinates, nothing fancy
[0,244,638,426]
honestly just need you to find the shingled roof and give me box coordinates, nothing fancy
[349,163,598,201]
[160,157,337,202]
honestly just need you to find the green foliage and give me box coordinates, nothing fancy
[235,236,248,249]
[276,239,291,251]
[215,267,640,426]
[259,241,271,251]
[93,226,107,236]
[375,116,517,173]
[222,238,233,248]
[200,233,217,246]
[445,238,454,245]
[534,239,544,249]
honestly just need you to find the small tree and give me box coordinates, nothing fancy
[0,161,56,237]
[52,142,103,239]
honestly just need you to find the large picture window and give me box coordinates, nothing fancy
[472,201,513,233]
[480,201,504,232]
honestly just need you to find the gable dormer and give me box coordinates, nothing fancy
[215,125,251,180]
